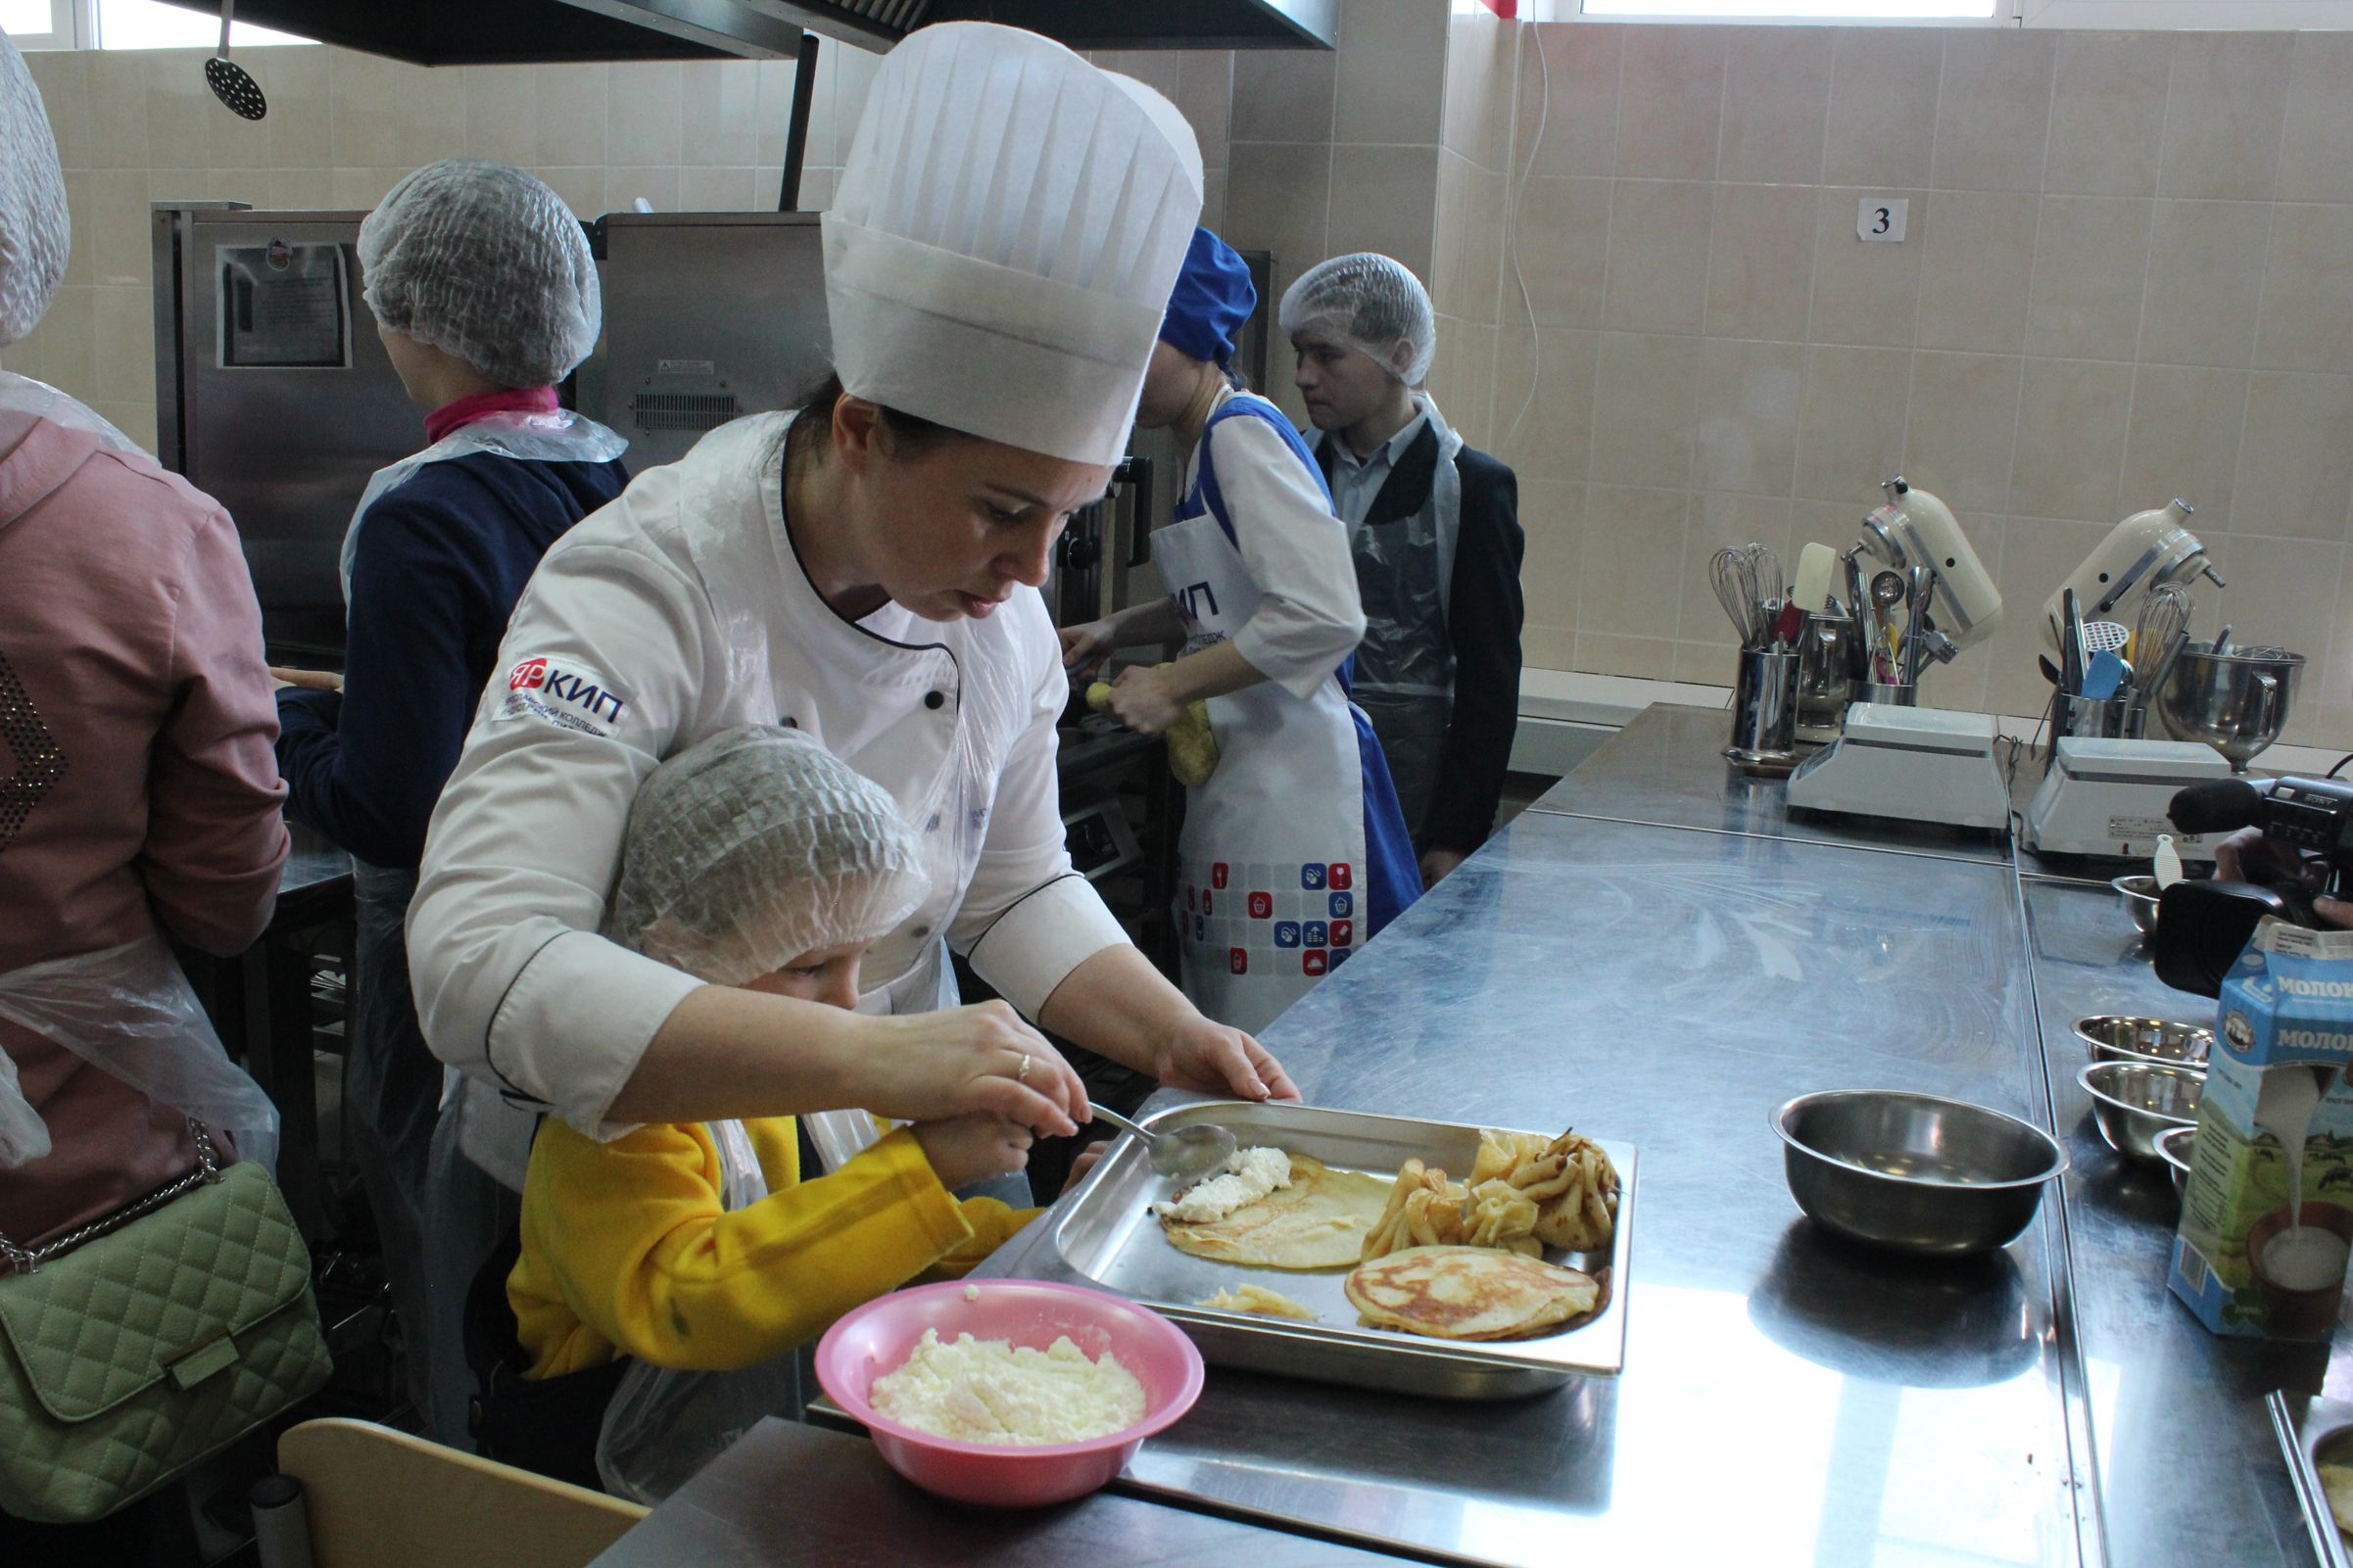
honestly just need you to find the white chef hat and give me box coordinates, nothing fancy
[823,23,1204,468]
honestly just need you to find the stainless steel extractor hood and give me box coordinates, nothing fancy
[154,0,1334,64]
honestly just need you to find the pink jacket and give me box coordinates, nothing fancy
[0,417,288,1251]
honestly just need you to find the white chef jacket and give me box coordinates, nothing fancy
[406,411,1129,1139]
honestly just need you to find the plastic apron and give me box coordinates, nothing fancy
[594,1118,801,1504]
[1344,394,1463,840]
[1158,395,1378,1036]
[0,935,280,1173]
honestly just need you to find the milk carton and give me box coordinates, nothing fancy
[2170,918,2353,1339]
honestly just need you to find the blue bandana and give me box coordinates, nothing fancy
[1158,226,1256,368]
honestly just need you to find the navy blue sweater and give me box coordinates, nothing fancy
[276,451,627,870]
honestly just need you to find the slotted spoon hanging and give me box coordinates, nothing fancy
[205,0,267,121]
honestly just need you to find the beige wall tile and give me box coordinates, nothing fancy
[1692,339,1803,499]
[74,169,150,290]
[1902,352,2021,516]
[682,62,762,169]
[265,168,334,209]
[2024,196,2153,362]
[1672,641,1738,686]
[1616,25,1725,182]
[1326,145,1439,283]
[1517,24,1618,180]
[1574,633,1678,681]
[463,65,537,167]
[2118,365,2246,531]
[2279,35,2353,206]
[1443,14,1513,173]
[207,56,277,173]
[2253,204,2353,376]
[1681,491,1795,643]
[604,166,681,216]
[680,166,757,212]
[534,64,611,168]
[607,63,684,168]
[142,53,214,174]
[2009,357,2134,523]
[2234,373,2353,544]
[1809,185,1924,349]
[25,286,93,396]
[1719,27,1831,187]
[1525,624,1577,671]
[528,166,604,220]
[93,286,153,405]
[2204,536,2343,691]
[25,51,90,172]
[1590,332,1700,489]
[2137,200,2269,369]
[1201,170,1225,234]
[1932,30,2055,195]
[1490,328,1598,485]
[1790,499,1859,558]
[1334,0,1447,147]
[86,52,151,170]
[1795,345,1910,504]
[1600,180,1711,336]
[1576,484,1688,640]
[1513,177,1609,330]
[1233,48,1332,145]
[794,166,836,214]
[1517,478,1585,633]
[58,171,94,289]
[330,49,464,169]
[1459,165,1507,327]
[1705,184,1816,344]
[1992,513,2106,705]
[2045,32,2171,199]
[1823,27,1941,190]
[2159,33,2293,203]
[331,166,408,212]
[1917,190,2036,356]
[1225,141,1332,291]
[1432,158,1504,326]
[1174,50,1234,175]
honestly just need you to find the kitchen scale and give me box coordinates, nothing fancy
[2022,736,2231,860]
[1786,704,2010,831]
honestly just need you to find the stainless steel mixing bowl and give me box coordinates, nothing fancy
[2074,1014,2211,1072]
[2110,875,2161,935]
[2078,1062,2203,1163]
[1772,1090,2069,1257]
[2157,643,2304,771]
[2154,1124,2195,1200]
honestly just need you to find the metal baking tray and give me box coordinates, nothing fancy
[2270,1391,2353,1568]
[1013,1100,1636,1400]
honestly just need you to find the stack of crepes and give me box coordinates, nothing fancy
[1360,1128,1619,1263]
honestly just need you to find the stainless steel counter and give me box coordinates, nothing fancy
[1526,702,2013,866]
[2020,878,2320,1567]
[983,809,2078,1568]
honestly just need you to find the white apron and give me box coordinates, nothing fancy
[1156,409,1372,1036]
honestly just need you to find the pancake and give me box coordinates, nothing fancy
[1160,1154,1391,1269]
[1345,1244,1602,1342]
[2321,1463,2353,1537]
[1195,1284,1319,1320]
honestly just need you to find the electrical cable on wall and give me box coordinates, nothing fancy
[1502,21,1550,457]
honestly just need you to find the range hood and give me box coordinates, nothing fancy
[157,0,1335,64]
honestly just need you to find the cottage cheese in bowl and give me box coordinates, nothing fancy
[870,1328,1145,1446]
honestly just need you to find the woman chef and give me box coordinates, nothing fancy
[405,24,1294,1233]
[1061,229,1420,1034]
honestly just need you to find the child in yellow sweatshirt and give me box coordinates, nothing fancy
[501,724,1042,1497]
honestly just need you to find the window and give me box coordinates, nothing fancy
[94,0,312,48]
[2,0,74,49]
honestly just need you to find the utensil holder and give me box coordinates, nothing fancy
[1726,647,1800,770]
[1857,682,1917,707]
[2057,693,2137,741]
[1795,613,1856,743]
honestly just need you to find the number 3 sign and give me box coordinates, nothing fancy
[1856,197,1909,243]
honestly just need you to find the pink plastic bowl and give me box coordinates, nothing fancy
[814,1280,1204,1509]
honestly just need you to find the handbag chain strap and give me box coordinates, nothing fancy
[0,1119,222,1277]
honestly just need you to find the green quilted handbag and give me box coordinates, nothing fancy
[0,1124,333,1523]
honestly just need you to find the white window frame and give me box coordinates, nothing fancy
[5,0,82,49]
[1563,0,2353,23]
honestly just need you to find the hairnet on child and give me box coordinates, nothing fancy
[1159,226,1256,369]
[0,29,68,348]
[606,726,931,986]
[357,160,600,389]
[1276,253,1436,388]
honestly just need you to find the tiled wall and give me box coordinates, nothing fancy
[1476,24,2353,747]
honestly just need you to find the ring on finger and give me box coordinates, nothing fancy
[1016,1054,1032,1082]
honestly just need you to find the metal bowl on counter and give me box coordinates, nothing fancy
[1772,1090,2068,1258]
[2078,1062,2203,1164]
[2154,1124,2196,1199]
[2074,1014,2211,1072]
[2110,876,2161,934]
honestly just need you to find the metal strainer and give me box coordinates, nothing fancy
[204,0,267,121]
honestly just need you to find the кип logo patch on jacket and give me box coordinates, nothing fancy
[494,655,629,736]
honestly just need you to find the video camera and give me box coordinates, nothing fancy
[2153,775,2353,995]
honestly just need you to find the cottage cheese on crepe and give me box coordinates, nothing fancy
[1153,1146,1293,1222]
[870,1329,1144,1446]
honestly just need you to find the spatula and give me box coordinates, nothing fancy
[1794,543,1836,616]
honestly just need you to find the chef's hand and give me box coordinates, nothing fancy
[1418,846,1467,886]
[869,1002,1086,1137]
[1059,619,1119,678]
[911,1113,1033,1190]
[2210,828,2353,928]
[1151,1014,1300,1104]
[1103,663,1188,739]
[270,666,343,693]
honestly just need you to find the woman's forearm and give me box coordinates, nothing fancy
[1162,638,1267,703]
[608,985,859,1123]
[1036,944,1192,1073]
[1108,597,1185,647]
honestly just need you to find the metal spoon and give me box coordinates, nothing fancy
[1087,1104,1237,1183]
